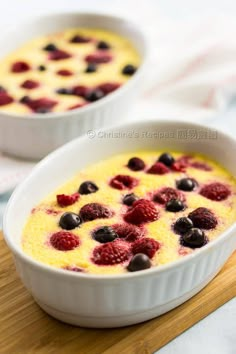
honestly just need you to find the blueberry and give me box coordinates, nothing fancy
[177,178,197,191]
[79,181,98,195]
[127,157,145,171]
[43,43,57,51]
[123,193,139,206]
[122,64,137,75]
[35,107,50,114]
[85,89,104,102]
[174,217,193,234]
[93,226,118,243]
[158,153,175,167]
[85,63,97,73]
[38,65,46,71]
[19,96,30,104]
[97,41,110,50]
[181,228,207,248]
[56,88,72,95]
[127,253,151,272]
[59,212,82,230]
[166,199,185,212]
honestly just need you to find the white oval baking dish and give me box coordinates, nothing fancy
[0,12,148,160]
[3,120,236,328]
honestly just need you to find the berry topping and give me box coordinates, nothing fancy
[153,187,184,205]
[92,226,118,243]
[158,153,175,167]
[97,82,120,95]
[177,178,197,191]
[180,228,207,248]
[171,161,187,172]
[79,181,99,195]
[57,192,80,207]
[64,266,83,272]
[72,85,89,97]
[166,199,185,212]
[92,240,130,265]
[127,157,145,171]
[56,88,72,95]
[110,174,138,190]
[79,203,113,222]
[11,61,30,73]
[59,212,82,230]
[97,41,110,50]
[188,207,217,230]
[0,92,14,106]
[147,162,169,175]
[190,161,212,171]
[85,63,97,73]
[68,103,86,110]
[19,95,30,104]
[174,217,193,235]
[21,79,40,89]
[122,64,137,75]
[43,43,57,51]
[200,182,230,201]
[49,50,72,61]
[0,86,6,93]
[50,231,80,251]
[123,193,139,206]
[57,69,73,76]
[112,223,143,242]
[132,237,160,258]
[25,97,58,113]
[127,253,151,272]
[124,199,159,224]
[85,89,104,102]
[38,65,46,71]
[70,35,91,43]
[85,53,112,64]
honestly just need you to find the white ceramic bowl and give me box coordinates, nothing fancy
[3,120,236,328]
[0,13,147,160]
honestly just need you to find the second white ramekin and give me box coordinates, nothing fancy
[0,13,148,160]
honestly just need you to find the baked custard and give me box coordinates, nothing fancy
[22,152,236,274]
[0,28,140,114]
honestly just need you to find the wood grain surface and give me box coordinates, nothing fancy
[0,231,235,354]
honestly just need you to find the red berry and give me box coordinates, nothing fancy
[200,182,230,201]
[85,52,112,64]
[92,240,130,265]
[57,69,73,76]
[79,203,113,222]
[72,85,90,97]
[50,231,80,251]
[57,193,80,207]
[0,92,14,106]
[124,199,159,224]
[21,79,40,89]
[49,50,72,61]
[190,161,212,171]
[112,223,144,242]
[26,97,58,112]
[64,266,83,272]
[132,237,160,259]
[110,175,138,190]
[188,207,218,229]
[11,61,31,73]
[68,103,86,110]
[171,161,187,172]
[147,162,169,175]
[97,82,120,94]
[153,187,184,205]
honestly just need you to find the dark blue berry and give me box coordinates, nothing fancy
[97,41,110,50]
[158,153,175,167]
[122,64,137,75]
[59,212,82,230]
[123,193,139,206]
[177,178,197,191]
[181,228,207,248]
[93,226,118,243]
[43,43,57,51]
[127,253,151,272]
[85,89,104,102]
[166,199,185,212]
[79,181,98,195]
[174,217,193,234]
[127,157,145,171]
[85,63,97,73]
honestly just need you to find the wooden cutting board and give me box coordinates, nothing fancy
[0,231,235,354]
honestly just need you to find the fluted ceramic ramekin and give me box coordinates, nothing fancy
[3,120,236,328]
[0,13,148,160]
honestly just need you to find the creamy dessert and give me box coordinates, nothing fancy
[22,152,236,274]
[0,28,140,114]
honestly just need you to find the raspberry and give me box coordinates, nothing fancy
[132,237,160,259]
[49,50,72,60]
[124,199,159,224]
[85,53,112,64]
[171,161,187,172]
[153,187,184,205]
[112,223,144,242]
[188,207,218,229]
[21,80,40,89]
[147,162,169,175]
[110,175,138,190]
[50,231,80,251]
[79,203,113,222]
[11,61,31,73]
[92,240,130,265]
[26,97,58,113]
[97,82,120,94]
[57,193,80,207]
[68,103,86,110]
[0,92,14,106]
[72,85,89,98]
[200,182,230,201]
[190,161,212,171]
[57,69,73,76]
